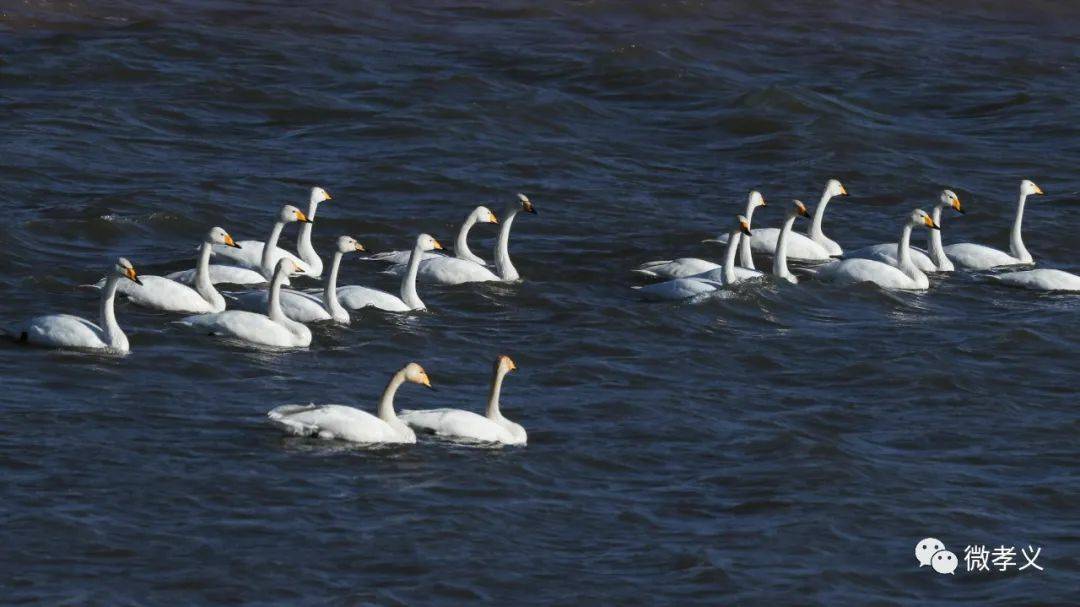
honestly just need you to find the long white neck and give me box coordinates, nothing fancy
[486,367,510,420]
[99,275,128,351]
[266,267,288,322]
[1009,190,1031,262]
[377,370,407,423]
[400,241,426,310]
[260,221,286,278]
[193,242,225,311]
[296,199,323,276]
[897,222,917,278]
[809,189,834,241]
[772,214,797,280]
[740,202,757,269]
[323,251,348,323]
[494,207,520,281]
[722,229,741,284]
[928,205,952,271]
[455,213,480,263]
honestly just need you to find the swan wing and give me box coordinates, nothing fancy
[335,286,411,312]
[817,258,922,289]
[633,258,720,279]
[688,266,764,284]
[384,258,500,285]
[268,404,404,443]
[844,244,936,272]
[115,275,214,314]
[176,311,303,347]
[399,408,516,444]
[992,269,1080,292]
[362,250,444,265]
[21,314,108,349]
[942,243,1022,271]
[212,242,311,275]
[633,278,721,301]
[230,290,331,323]
[165,265,273,286]
[717,229,832,260]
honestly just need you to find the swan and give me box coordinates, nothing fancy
[365,206,498,266]
[634,190,766,280]
[400,355,527,446]
[633,215,751,301]
[383,194,537,285]
[815,209,939,290]
[11,258,142,353]
[90,227,240,314]
[991,269,1080,292]
[944,180,1044,270]
[712,179,847,260]
[843,190,964,272]
[211,188,328,277]
[336,234,442,312]
[772,200,812,284]
[267,363,432,444]
[230,236,365,324]
[175,258,312,348]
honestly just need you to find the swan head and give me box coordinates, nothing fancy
[274,258,304,277]
[208,226,241,248]
[791,199,810,219]
[748,190,766,209]
[1021,179,1044,196]
[474,205,499,225]
[940,190,964,214]
[310,186,332,205]
[403,362,433,388]
[911,209,940,231]
[116,257,143,285]
[826,179,847,197]
[280,205,311,224]
[417,233,443,251]
[517,193,537,215]
[336,235,365,254]
[736,214,752,236]
[495,354,517,375]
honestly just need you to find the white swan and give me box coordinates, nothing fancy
[13,258,141,353]
[336,234,442,312]
[211,203,315,277]
[175,258,312,348]
[365,206,498,266]
[634,215,750,301]
[384,194,537,285]
[816,209,939,290]
[944,180,1044,270]
[634,190,766,280]
[231,236,365,324]
[772,200,812,284]
[991,269,1080,292]
[401,355,527,446]
[844,190,965,272]
[267,363,432,444]
[713,179,847,260]
[92,227,240,314]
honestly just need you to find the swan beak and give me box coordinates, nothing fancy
[839,184,848,196]
[224,235,242,249]
[924,216,941,230]
[354,243,366,252]
[523,201,537,215]
[296,210,312,224]
[796,203,810,218]
[1034,185,1044,195]
[508,359,517,371]
[125,267,143,286]
[432,239,444,250]
[324,192,333,200]
[952,198,965,214]
[421,375,433,389]
[489,212,499,224]
[739,222,752,236]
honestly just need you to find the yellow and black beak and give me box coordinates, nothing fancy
[126,267,143,286]
[421,374,433,389]
[952,197,965,215]
[489,212,499,224]
[296,210,312,224]
[1034,185,1045,195]
[839,184,848,196]
[432,239,444,250]
[523,201,537,215]
[225,234,242,249]
[797,204,811,218]
[355,242,366,252]
[506,356,517,372]
[923,215,941,230]
[739,222,752,236]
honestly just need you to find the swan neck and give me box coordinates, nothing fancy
[194,242,223,308]
[772,214,797,278]
[486,367,509,420]
[740,202,757,269]
[324,251,347,320]
[928,205,947,266]
[261,221,285,277]
[810,190,832,239]
[455,214,478,261]
[99,275,126,349]
[494,207,519,281]
[401,241,425,309]
[377,370,407,422]
[1010,191,1031,262]
[722,228,740,284]
[267,267,287,322]
[296,199,321,275]
[897,223,916,277]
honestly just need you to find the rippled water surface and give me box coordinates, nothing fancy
[2,1,1078,604]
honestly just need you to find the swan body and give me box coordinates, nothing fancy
[267,363,432,444]
[845,190,964,273]
[337,234,442,312]
[816,209,939,290]
[15,258,141,352]
[176,259,312,347]
[212,202,315,277]
[366,206,498,266]
[165,264,275,287]
[992,269,1080,292]
[635,215,750,301]
[95,227,240,314]
[713,179,847,260]
[231,236,364,324]
[401,355,527,446]
[943,180,1044,270]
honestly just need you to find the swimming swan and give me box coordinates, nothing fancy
[844,190,964,272]
[365,206,498,266]
[384,194,537,285]
[772,200,812,284]
[634,215,751,301]
[713,179,847,260]
[13,258,142,353]
[401,355,527,446]
[212,202,315,278]
[231,236,365,324]
[93,227,241,314]
[816,209,940,290]
[944,180,1044,270]
[634,190,766,280]
[336,234,443,312]
[991,268,1080,292]
[175,258,312,348]
[267,363,432,444]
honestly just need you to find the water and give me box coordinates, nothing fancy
[1,1,1078,604]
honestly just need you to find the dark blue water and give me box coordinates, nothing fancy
[1,1,1078,604]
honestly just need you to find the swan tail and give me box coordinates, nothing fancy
[267,404,322,436]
